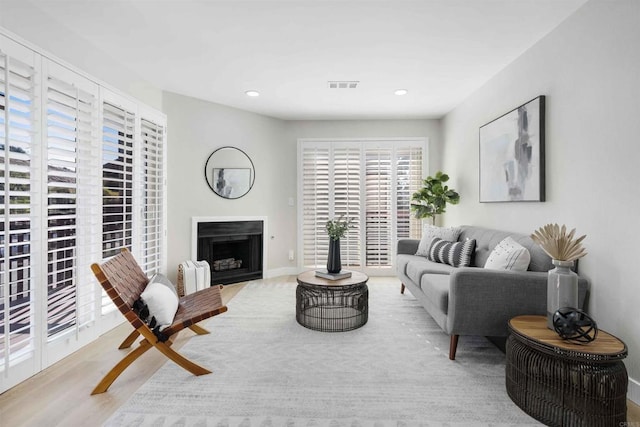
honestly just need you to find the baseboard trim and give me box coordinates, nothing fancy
[628,377,640,405]
[264,267,299,279]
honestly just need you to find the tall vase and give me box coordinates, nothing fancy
[327,238,342,274]
[546,259,579,329]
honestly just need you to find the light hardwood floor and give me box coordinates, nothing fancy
[0,279,638,426]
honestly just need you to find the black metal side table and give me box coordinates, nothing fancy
[296,270,369,332]
[506,315,628,426]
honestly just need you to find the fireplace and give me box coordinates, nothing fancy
[196,220,264,285]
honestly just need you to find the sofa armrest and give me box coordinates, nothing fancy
[397,239,419,255]
[445,267,589,337]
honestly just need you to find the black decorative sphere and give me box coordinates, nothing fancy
[552,307,598,344]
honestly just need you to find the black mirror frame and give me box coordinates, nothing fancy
[204,146,255,199]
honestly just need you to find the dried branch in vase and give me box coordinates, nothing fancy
[531,223,587,262]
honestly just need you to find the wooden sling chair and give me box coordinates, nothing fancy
[90,248,227,394]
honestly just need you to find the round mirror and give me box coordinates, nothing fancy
[204,146,255,199]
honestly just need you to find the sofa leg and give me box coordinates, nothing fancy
[449,335,459,360]
[400,283,405,294]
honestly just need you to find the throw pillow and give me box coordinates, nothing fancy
[149,273,178,297]
[415,224,461,257]
[140,280,179,331]
[427,237,476,267]
[484,236,531,271]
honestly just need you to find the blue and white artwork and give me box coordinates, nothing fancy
[479,96,545,202]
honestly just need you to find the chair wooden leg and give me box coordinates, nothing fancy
[449,335,459,360]
[400,283,405,294]
[153,341,211,376]
[188,324,210,335]
[91,339,153,395]
[118,330,140,349]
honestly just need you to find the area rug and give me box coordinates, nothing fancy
[105,280,539,426]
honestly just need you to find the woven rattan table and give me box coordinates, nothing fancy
[506,315,628,426]
[296,270,368,332]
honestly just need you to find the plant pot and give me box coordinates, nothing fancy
[546,259,578,329]
[327,238,342,273]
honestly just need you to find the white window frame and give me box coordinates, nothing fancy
[0,29,167,393]
[297,137,428,276]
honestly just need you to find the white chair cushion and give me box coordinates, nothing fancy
[149,273,178,297]
[140,280,179,330]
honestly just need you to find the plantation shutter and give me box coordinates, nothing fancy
[101,101,134,259]
[333,146,361,267]
[101,100,135,315]
[0,33,167,393]
[364,146,393,267]
[299,139,426,273]
[140,117,164,275]
[301,145,329,268]
[396,146,423,240]
[0,51,38,377]
[43,61,101,347]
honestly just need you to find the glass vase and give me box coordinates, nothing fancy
[546,259,578,329]
[327,238,342,273]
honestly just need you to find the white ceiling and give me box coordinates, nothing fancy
[3,0,588,120]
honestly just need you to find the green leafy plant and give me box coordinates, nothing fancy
[411,171,460,224]
[326,216,352,240]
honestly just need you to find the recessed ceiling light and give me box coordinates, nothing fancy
[245,90,260,97]
[394,89,408,96]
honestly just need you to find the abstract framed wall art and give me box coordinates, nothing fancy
[479,95,545,202]
[212,168,252,199]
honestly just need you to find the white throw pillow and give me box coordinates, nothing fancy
[484,236,531,271]
[149,273,178,297]
[140,280,179,330]
[415,224,461,257]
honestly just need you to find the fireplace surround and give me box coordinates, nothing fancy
[192,217,267,285]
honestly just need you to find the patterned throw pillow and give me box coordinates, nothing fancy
[427,237,476,267]
[415,225,461,257]
[484,236,531,271]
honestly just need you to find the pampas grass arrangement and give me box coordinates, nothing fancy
[531,224,587,262]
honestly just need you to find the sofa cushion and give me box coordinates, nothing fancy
[427,238,476,267]
[458,225,553,272]
[420,273,450,314]
[415,224,461,257]
[484,236,531,271]
[406,258,455,285]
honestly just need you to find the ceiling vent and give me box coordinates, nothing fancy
[328,81,359,89]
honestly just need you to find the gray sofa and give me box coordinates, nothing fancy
[396,225,589,360]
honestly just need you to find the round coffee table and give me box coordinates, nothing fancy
[296,270,369,332]
[506,315,628,426]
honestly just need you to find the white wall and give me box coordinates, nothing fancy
[163,95,442,281]
[0,2,163,109]
[284,119,442,174]
[441,0,640,401]
[162,91,295,280]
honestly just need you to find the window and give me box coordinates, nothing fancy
[298,138,426,273]
[0,33,166,393]
[101,101,134,259]
[139,117,165,275]
[45,73,99,338]
[0,50,37,378]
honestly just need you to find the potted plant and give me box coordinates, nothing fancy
[325,216,351,273]
[411,171,460,225]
